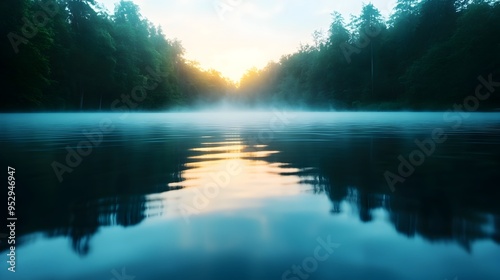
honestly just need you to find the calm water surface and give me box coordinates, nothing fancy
[1,112,499,280]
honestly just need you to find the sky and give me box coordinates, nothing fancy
[98,0,396,82]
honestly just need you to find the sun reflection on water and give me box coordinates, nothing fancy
[151,134,310,217]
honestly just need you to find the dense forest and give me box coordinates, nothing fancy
[1,0,500,111]
[238,0,500,110]
[1,0,232,111]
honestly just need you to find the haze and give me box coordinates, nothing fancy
[99,0,396,82]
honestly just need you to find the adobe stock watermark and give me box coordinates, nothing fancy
[179,160,243,224]
[110,67,167,119]
[385,74,500,192]
[245,109,297,151]
[340,24,381,63]
[51,67,168,182]
[214,0,244,21]
[110,267,135,280]
[7,0,59,54]
[281,235,340,280]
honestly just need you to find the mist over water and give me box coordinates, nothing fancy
[3,0,500,279]
[1,111,500,280]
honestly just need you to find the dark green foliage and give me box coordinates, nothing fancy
[1,0,499,111]
[1,0,233,111]
[236,0,500,110]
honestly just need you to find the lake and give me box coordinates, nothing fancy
[1,112,500,280]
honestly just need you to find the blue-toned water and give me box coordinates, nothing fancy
[1,112,499,280]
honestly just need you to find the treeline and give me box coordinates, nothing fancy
[238,0,500,110]
[2,0,500,111]
[1,0,233,111]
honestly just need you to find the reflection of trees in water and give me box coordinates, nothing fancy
[3,139,192,255]
[11,189,170,256]
[4,129,500,255]
[268,132,500,251]
[305,159,500,252]
[46,195,150,255]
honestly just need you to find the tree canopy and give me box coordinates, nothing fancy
[1,0,499,111]
[235,0,500,110]
[1,0,233,111]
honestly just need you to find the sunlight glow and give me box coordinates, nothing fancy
[163,133,308,214]
[98,0,395,81]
